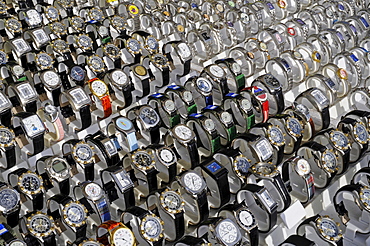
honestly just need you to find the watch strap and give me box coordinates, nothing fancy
[79,105,92,131]
[5,207,20,228]
[100,95,112,119]
[31,133,44,156]
[0,109,12,127]
[278,235,315,246]
[188,139,200,169]
[43,233,56,246]
[51,87,61,107]
[4,145,16,168]
[25,100,37,113]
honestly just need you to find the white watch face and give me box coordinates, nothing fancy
[238,210,255,227]
[91,80,108,97]
[354,122,369,143]
[296,159,310,175]
[25,9,42,26]
[311,89,329,106]
[216,219,240,245]
[161,190,183,211]
[231,62,241,74]
[36,53,53,68]
[174,124,193,141]
[70,88,90,105]
[183,91,193,102]
[255,139,273,161]
[260,189,275,208]
[74,143,94,163]
[177,43,192,59]
[84,183,102,200]
[331,131,349,149]
[113,228,135,246]
[104,140,118,156]
[164,99,176,112]
[317,218,340,239]
[111,70,128,86]
[241,98,252,111]
[9,240,26,246]
[127,39,141,53]
[220,111,233,124]
[12,65,24,76]
[64,202,86,225]
[77,35,92,49]
[203,118,216,131]
[89,8,104,21]
[146,37,159,51]
[17,83,36,100]
[32,29,49,44]
[209,64,225,78]
[45,6,59,21]
[98,26,108,36]
[0,92,11,109]
[113,171,133,190]
[12,39,31,54]
[196,78,213,93]
[183,172,204,192]
[141,215,163,241]
[158,148,176,165]
[42,70,60,87]
[22,114,45,137]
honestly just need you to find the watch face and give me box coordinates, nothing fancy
[104,140,118,156]
[12,39,31,54]
[316,217,341,240]
[164,99,176,112]
[111,16,126,30]
[183,91,193,102]
[255,139,273,161]
[0,127,14,146]
[146,36,159,51]
[253,163,276,176]
[112,227,135,246]
[322,150,338,172]
[89,8,104,21]
[236,209,256,229]
[182,171,204,193]
[111,70,128,86]
[77,35,93,50]
[354,122,369,144]
[112,170,134,190]
[158,147,176,165]
[231,62,241,74]
[0,50,8,64]
[51,159,68,174]
[177,43,192,59]
[160,190,184,212]
[127,4,141,16]
[240,98,252,111]
[87,56,105,72]
[69,87,90,105]
[286,117,302,137]
[64,202,87,226]
[98,26,108,36]
[115,117,133,131]
[209,64,225,78]
[8,240,26,246]
[21,114,45,138]
[73,143,94,163]
[196,78,213,93]
[50,22,67,35]
[35,52,53,69]
[51,39,68,53]
[264,74,281,88]
[173,124,193,141]
[127,39,141,53]
[220,111,233,124]
[0,188,20,211]
[5,18,21,33]
[234,156,251,176]
[268,126,285,146]
[139,106,160,126]
[42,70,60,87]
[140,215,163,241]
[45,6,59,21]
[104,44,121,59]
[84,182,103,200]
[330,131,349,150]
[216,219,240,245]
[360,187,370,209]
[311,89,329,106]
[70,16,85,31]
[203,118,216,131]
[28,213,53,237]
[296,159,310,175]
[134,65,147,76]
[70,66,86,82]
[19,172,43,194]
[259,189,276,208]
[25,9,42,26]
[294,103,311,121]
[151,54,169,67]
[206,161,222,173]
[132,150,154,169]
[90,79,108,97]
[12,65,24,77]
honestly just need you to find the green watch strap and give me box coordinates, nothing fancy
[211,136,221,153]
[236,74,245,91]
[247,114,255,130]
[227,125,237,142]
[170,114,181,127]
[102,37,111,44]
[187,104,197,115]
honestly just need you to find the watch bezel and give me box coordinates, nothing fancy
[27,212,55,238]
[63,200,88,228]
[159,188,185,214]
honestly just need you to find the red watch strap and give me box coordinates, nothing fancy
[101,95,112,119]
[262,100,269,122]
[97,220,121,245]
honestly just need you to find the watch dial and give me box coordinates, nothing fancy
[220,112,233,124]
[70,66,86,82]
[91,79,108,97]
[254,163,275,176]
[196,78,212,93]
[88,56,105,72]
[0,93,10,108]
[35,53,53,68]
[146,37,159,51]
[260,189,275,208]
[174,124,193,140]
[216,219,240,245]
[177,43,191,59]
[112,227,135,246]
[25,9,42,26]
[287,117,302,136]
[50,22,67,35]
[12,65,24,76]
[127,39,141,53]
[98,26,108,36]
[29,214,52,234]
[360,188,370,207]
[0,50,8,64]
[133,151,153,167]
[158,148,176,165]
[8,240,26,246]
[296,159,310,175]
[317,218,340,238]
[0,188,19,210]
[84,182,102,200]
[64,202,86,225]
[0,128,14,146]
[183,91,193,102]
[209,64,225,78]
[51,159,68,173]
[139,107,159,125]
[164,100,176,112]
[237,209,255,228]
[111,16,126,30]
[73,143,94,163]
[141,216,163,240]
[152,54,168,67]
[70,16,85,31]
[255,139,273,161]
[19,173,42,193]
[113,171,134,190]
[115,117,133,131]
[42,71,60,87]
[182,172,204,192]
[17,82,36,100]
[311,89,329,106]
[331,131,349,149]
[234,156,251,176]
[104,140,117,156]
[322,150,337,171]
[77,35,92,49]
[111,70,128,86]
[161,190,183,211]
[268,126,284,145]
[51,39,68,53]
[45,6,59,21]
[231,62,241,74]
[32,29,49,44]
[69,87,90,105]
[203,119,216,131]
[89,8,104,21]
[104,44,121,58]
[21,114,45,138]
[354,122,369,143]
[6,18,22,32]
[241,98,252,111]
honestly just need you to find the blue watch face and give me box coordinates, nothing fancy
[332,131,349,148]
[70,66,86,81]
[287,118,302,135]
[355,123,368,142]
[318,218,339,238]
[196,78,212,93]
[206,162,222,173]
[323,151,337,170]
[235,157,250,175]
[0,189,19,210]
[116,117,133,131]
[269,127,284,144]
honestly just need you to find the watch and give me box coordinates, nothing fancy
[264,57,293,92]
[281,156,315,204]
[0,125,16,169]
[147,145,178,185]
[201,64,229,103]
[96,220,136,246]
[85,131,120,167]
[306,74,339,106]
[240,86,269,123]
[165,85,197,119]
[107,116,139,153]
[36,70,62,107]
[105,68,133,108]
[184,76,214,109]
[296,215,343,246]
[87,78,112,119]
[131,63,151,98]
[37,103,65,142]
[148,93,180,128]
[162,41,192,76]
[149,53,171,88]
[7,81,38,113]
[12,112,45,156]
[0,182,20,228]
[215,58,246,92]
[21,211,56,246]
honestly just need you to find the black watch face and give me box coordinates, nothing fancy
[73,143,94,163]
[70,66,86,82]
[133,151,153,167]
[20,173,41,193]
[0,188,19,210]
[139,107,159,125]
[0,128,14,145]
[29,214,52,234]
[264,74,281,88]
[152,54,168,66]
[104,44,120,58]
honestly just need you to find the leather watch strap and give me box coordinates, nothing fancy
[79,105,92,131]
[32,133,44,156]
[4,146,16,168]
[100,95,112,119]
[0,109,12,127]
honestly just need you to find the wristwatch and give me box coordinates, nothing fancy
[296,215,343,246]
[7,81,38,113]
[131,63,151,99]
[217,202,259,246]
[184,76,214,109]
[296,141,339,188]
[201,64,229,103]
[73,181,111,223]
[281,156,315,204]
[12,112,45,156]
[0,182,20,228]
[294,88,330,133]
[215,58,246,92]
[305,74,339,106]
[164,85,197,119]
[264,57,293,92]
[47,194,88,244]
[333,183,370,231]
[147,188,185,242]
[87,78,112,120]
[8,168,44,211]
[107,116,139,153]
[171,170,209,226]
[96,220,136,246]
[100,165,135,210]
[104,68,133,108]
[85,131,120,167]
[236,184,278,233]
[121,206,164,246]
[162,41,192,76]
[37,103,65,143]
[36,156,71,195]
[313,128,351,174]
[0,125,16,169]
[148,93,180,128]
[240,86,269,123]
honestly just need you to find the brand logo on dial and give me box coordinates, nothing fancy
[287,27,296,36]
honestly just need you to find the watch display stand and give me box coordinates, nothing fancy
[343,210,370,246]
[0,161,28,181]
[24,147,53,167]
